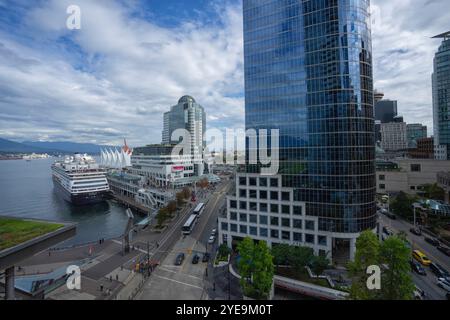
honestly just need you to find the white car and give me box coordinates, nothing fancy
[437,278,450,292]
[211,228,217,236]
[208,235,216,244]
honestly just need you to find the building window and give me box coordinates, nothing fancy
[270,191,279,200]
[281,192,290,201]
[410,186,416,190]
[259,215,268,225]
[230,212,237,221]
[249,202,257,211]
[249,214,257,223]
[221,222,228,231]
[305,234,314,244]
[270,204,279,213]
[293,232,302,242]
[230,200,237,209]
[249,226,257,236]
[240,225,247,234]
[281,218,290,228]
[379,184,386,190]
[249,190,257,199]
[379,175,385,181]
[305,220,315,231]
[281,205,290,214]
[230,224,237,232]
[270,217,279,226]
[271,229,279,239]
[259,177,267,187]
[270,178,278,187]
[239,177,246,186]
[260,203,268,212]
[260,228,268,237]
[239,213,247,222]
[318,235,327,246]
[282,231,290,240]
[293,206,302,215]
[249,177,257,186]
[239,201,247,210]
[239,189,247,198]
[411,164,421,172]
[259,190,267,199]
[293,219,302,229]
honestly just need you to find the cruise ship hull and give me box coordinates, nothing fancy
[52,177,111,205]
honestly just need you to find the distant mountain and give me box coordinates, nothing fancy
[0,138,54,153]
[22,141,116,154]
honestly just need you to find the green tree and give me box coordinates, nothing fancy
[289,246,314,272]
[176,192,185,207]
[167,201,177,214]
[271,244,291,266]
[310,255,330,276]
[218,243,231,259]
[348,230,381,300]
[390,192,415,219]
[156,207,169,226]
[379,237,415,300]
[237,237,274,299]
[422,183,445,201]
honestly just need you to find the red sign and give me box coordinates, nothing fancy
[172,166,184,172]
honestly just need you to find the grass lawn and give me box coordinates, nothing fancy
[0,218,64,251]
[276,266,331,288]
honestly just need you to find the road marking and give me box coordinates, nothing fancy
[153,274,203,290]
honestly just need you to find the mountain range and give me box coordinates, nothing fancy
[0,138,115,154]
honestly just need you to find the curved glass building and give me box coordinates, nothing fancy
[219,0,376,262]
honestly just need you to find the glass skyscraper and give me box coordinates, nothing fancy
[244,0,375,233]
[432,32,450,160]
[219,0,376,262]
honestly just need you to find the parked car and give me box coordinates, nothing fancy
[414,285,426,300]
[174,253,185,266]
[383,226,394,236]
[386,212,397,220]
[425,237,440,246]
[202,252,210,262]
[437,278,450,292]
[430,262,450,279]
[409,227,422,236]
[211,228,217,236]
[208,235,216,244]
[192,254,200,264]
[410,260,427,276]
[437,245,450,257]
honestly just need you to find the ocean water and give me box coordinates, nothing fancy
[0,157,141,246]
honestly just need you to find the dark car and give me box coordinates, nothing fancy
[202,252,210,262]
[410,260,427,276]
[437,245,450,257]
[175,253,185,266]
[386,212,397,220]
[409,227,422,236]
[192,254,200,264]
[430,262,450,279]
[424,237,440,246]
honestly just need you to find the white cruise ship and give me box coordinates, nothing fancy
[51,153,110,205]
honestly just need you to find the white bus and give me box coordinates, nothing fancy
[193,202,205,216]
[182,214,198,235]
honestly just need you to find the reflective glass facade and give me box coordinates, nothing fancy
[243,0,376,233]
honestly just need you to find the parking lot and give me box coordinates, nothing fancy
[135,235,209,300]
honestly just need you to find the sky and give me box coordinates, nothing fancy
[0,0,448,146]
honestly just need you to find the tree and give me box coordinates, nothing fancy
[197,178,209,189]
[167,201,177,214]
[310,255,330,276]
[218,243,231,259]
[156,207,169,226]
[348,230,381,300]
[422,183,445,201]
[182,187,191,200]
[379,237,415,300]
[390,192,415,219]
[271,244,291,266]
[237,237,274,299]
[176,192,185,207]
[289,246,314,272]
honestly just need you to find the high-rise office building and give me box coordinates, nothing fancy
[375,99,398,123]
[406,124,427,148]
[381,122,408,151]
[432,31,450,160]
[162,95,206,174]
[219,0,376,262]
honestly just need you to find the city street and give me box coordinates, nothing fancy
[378,212,450,300]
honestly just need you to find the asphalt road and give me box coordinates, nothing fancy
[378,211,450,300]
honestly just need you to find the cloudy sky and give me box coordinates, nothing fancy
[0,0,448,146]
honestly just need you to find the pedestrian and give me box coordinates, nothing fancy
[100,284,103,292]
[48,251,51,257]
[110,275,113,282]
[116,274,119,281]
[213,282,216,291]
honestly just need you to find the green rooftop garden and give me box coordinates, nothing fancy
[0,217,64,251]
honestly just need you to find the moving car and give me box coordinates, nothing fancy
[208,235,216,244]
[174,253,185,266]
[437,278,450,292]
[202,252,210,262]
[410,260,427,276]
[412,250,432,266]
[424,237,440,246]
[192,254,200,264]
[409,227,422,236]
[437,245,450,257]
[211,228,217,236]
[382,226,394,236]
[430,262,450,279]
[414,286,426,300]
